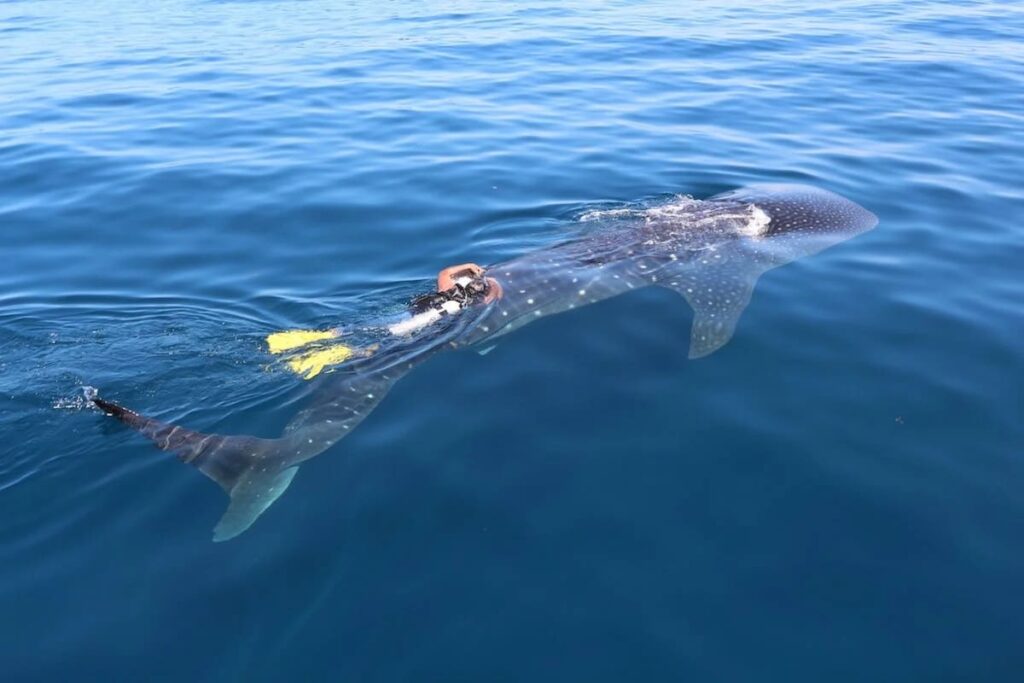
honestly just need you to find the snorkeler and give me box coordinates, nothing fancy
[267,263,503,378]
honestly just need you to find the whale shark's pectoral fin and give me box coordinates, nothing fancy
[660,256,769,358]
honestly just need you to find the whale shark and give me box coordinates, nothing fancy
[91,184,877,541]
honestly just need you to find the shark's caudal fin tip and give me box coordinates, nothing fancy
[85,387,130,419]
[83,386,111,413]
[92,396,123,416]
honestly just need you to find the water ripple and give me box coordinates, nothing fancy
[2,0,1024,679]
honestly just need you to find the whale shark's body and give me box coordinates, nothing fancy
[92,184,876,540]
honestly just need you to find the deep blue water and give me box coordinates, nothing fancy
[2,0,1023,679]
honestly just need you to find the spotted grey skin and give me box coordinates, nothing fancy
[464,184,876,357]
[92,184,876,541]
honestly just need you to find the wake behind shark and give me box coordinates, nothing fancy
[91,184,876,540]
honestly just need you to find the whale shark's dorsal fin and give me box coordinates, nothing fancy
[658,250,769,358]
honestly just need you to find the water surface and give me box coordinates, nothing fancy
[2,0,1023,680]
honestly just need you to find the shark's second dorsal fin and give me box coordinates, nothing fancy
[657,250,770,358]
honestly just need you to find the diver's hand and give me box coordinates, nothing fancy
[483,277,503,303]
[436,263,485,291]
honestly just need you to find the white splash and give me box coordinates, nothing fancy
[52,386,99,411]
[579,196,770,239]
[578,195,699,223]
[740,205,772,237]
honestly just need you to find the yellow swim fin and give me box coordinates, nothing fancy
[285,344,356,380]
[266,329,340,354]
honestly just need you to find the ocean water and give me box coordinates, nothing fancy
[2,0,1023,679]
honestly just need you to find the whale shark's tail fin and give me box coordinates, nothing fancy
[92,396,297,541]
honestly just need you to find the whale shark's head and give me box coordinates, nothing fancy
[659,184,877,359]
[710,183,878,260]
